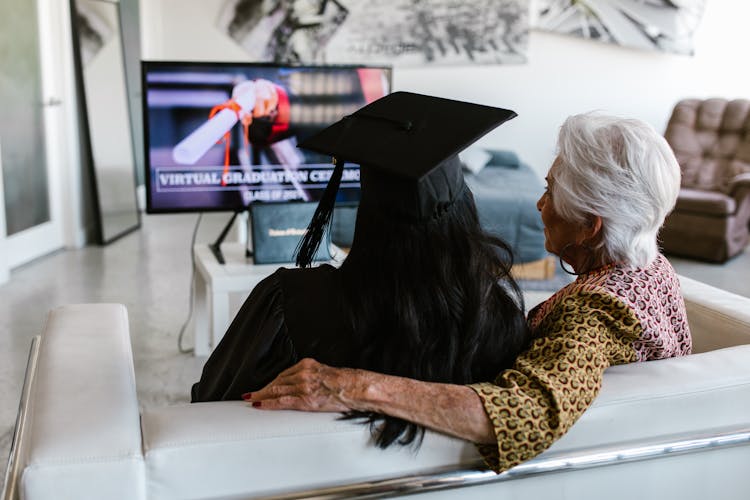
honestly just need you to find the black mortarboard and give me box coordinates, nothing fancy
[295,91,517,267]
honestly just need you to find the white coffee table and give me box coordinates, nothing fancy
[192,243,284,356]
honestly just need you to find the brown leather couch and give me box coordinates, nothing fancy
[660,98,750,263]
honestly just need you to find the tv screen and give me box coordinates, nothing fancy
[142,61,392,213]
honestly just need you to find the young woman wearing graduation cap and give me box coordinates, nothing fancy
[192,91,532,448]
[245,110,692,474]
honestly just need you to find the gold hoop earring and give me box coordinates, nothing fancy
[558,242,594,276]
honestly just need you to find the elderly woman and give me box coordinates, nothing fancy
[246,112,692,473]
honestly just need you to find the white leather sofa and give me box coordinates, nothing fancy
[4,275,750,500]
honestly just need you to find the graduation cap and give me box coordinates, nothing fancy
[295,91,517,268]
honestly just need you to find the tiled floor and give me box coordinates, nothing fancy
[1,213,749,490]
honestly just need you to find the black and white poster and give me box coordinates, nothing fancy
[217,0,529,66]
[533,0,706,55]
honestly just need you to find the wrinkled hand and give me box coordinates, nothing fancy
[244,358,364,412]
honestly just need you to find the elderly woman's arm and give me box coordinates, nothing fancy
[248,358,496,443]
[251,291,641,472]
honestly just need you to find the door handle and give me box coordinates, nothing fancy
[42,97,62,107]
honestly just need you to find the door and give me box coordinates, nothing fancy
[0,0,69,273]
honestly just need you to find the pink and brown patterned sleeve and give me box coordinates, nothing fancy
[468,291,641,473]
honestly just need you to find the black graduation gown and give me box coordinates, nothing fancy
[191,264,356,402]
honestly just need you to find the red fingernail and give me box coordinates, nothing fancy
[241,392,252,400]
[252,401,261,408]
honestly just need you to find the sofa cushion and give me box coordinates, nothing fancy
[675,188,736,215]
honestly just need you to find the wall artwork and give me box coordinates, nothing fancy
[533,0,706,55]
[217,0,529,66]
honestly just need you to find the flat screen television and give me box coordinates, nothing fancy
[142,61,392,214]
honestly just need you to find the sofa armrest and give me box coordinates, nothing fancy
[728,172,750,200]
[678,274,750,353]
[15,304,146,500]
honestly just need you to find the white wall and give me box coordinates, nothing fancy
[141,0,750,177]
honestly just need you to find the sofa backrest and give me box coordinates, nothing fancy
[665,98,750,192]
[140,276,750,499]
[141,403,479,499]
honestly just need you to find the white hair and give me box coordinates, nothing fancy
[552,112,681,268]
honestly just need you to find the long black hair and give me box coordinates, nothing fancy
[338,186,531,448]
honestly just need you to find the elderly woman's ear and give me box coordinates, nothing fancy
[577,215,603,245]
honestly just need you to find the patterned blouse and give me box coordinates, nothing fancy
[469,253,692,473]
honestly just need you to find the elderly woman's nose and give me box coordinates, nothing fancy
[536,194,544,211]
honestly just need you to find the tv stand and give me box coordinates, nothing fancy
[209,211,249,264]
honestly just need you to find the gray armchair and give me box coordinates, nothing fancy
[660,98,750,262]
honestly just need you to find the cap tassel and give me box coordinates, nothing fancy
[295,157,345,268]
